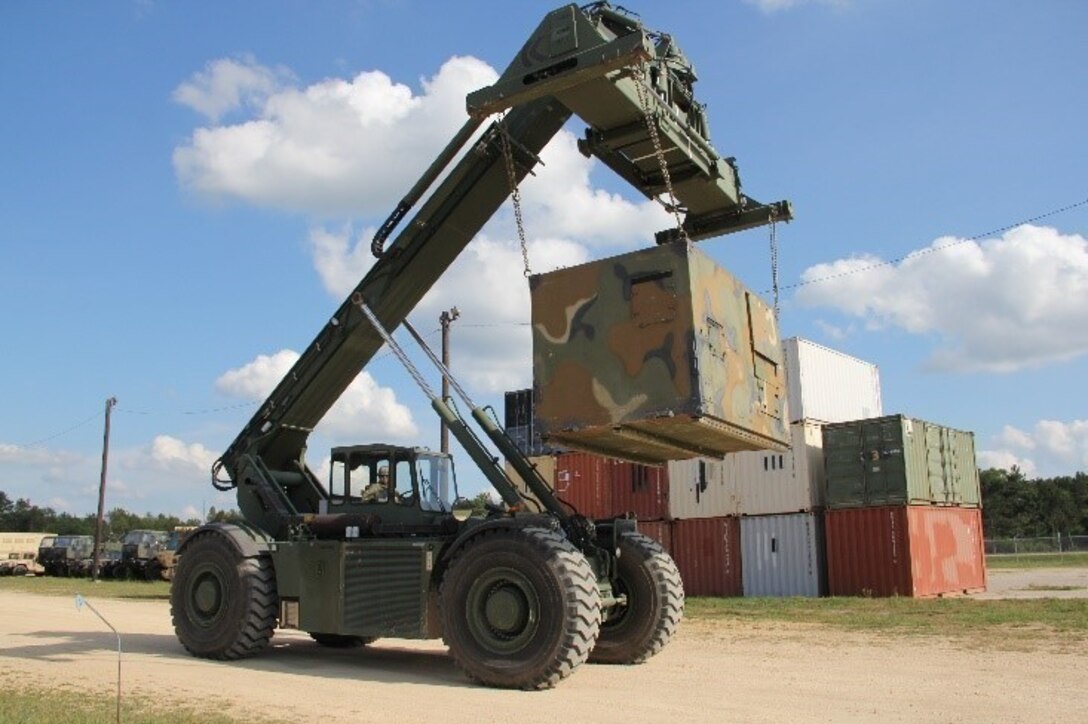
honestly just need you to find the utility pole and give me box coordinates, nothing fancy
[92,396,117,582]
[439,307,460,453]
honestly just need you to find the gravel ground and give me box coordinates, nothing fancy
[2,588,1087,723]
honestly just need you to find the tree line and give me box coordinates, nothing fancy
[4,472,1085,539]
[0,490,235,538]
[980,468,1088,538]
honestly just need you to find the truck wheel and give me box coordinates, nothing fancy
[171,532,277,660]
[309,633,376,648]
[13,564,28,576]
[440,527,601,690]
[590,532,684,665]
[146,561,164,582]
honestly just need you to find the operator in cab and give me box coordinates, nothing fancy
[362,465,390,503]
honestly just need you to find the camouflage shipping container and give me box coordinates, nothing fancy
[531,241,789,464]
[823,415,981,509]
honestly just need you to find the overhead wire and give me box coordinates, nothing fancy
[773,196,1088,294]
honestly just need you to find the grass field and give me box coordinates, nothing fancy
[5,569,1088,644]
[0,680,282,724]
[685,595,1088,639]
[0,575,170,599]
[986,551,1088,569]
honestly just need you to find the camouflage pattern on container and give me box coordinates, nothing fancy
[531,241,788,463]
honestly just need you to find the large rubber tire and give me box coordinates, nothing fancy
[590,532,684,665]
[170,532,277,660]
[440,527,601,690]
[309,633,376,648]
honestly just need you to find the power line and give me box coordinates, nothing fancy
[17,409,103,448]
[116,402,258,417]
[775,196,1088,293]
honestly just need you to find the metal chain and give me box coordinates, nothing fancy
[631,63,689,243]
[768,206,780,320]
[498,116,532,277]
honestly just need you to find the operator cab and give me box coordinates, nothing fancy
[327,444,458,515]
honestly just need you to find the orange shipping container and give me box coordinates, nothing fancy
[634,520,673,557]
[671,517,742,597]
[611,461,670,520]
[553,453,614,519]
[825,505,986,598]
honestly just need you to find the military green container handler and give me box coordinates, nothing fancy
[531,241,789,464]
[822,414,982,509]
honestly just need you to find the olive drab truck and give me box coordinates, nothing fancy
[171,2,791,689]
[119,529,170,580]
[39,534,95,577]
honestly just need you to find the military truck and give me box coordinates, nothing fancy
[0,553,42,576]
[118,529,170,580]
[152,526,197,581]
[0,533,53,575]
[39,535,95,576]
[172,2,789,689]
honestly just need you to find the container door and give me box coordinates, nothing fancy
[823,424,867,507]
[923,423,954,504]
[867,417,909,506]
[745,292,785,424]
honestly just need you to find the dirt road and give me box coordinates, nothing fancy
[1,590,1085,723]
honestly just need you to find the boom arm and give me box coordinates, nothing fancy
[214,3,791,537]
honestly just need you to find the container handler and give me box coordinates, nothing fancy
[172,2,790,689]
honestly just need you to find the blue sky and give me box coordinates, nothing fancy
[2,0,1086,519]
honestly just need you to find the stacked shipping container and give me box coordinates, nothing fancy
[503,337,986,599]
[821,414,987,597]
[726,340,882,596]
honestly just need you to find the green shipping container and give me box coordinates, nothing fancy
[822,415,981,509]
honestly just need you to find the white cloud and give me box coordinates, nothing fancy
[976,449,1038,478]
[173,55,290,122]
[796,225,1088,372]
[309,225,590,394]
[0,443,83,466]
[0,436,229,516]
[743,0,852,12]
[979,419,1088,477]
[517,130,673,246]
[146,435,218,473]
[173,56,498,215]
[215,349,417,442]
[176,53,700,399]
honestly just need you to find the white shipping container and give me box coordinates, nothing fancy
[727,420,826,516]
[783,337,882,424]
[741,512,826,597]
[665,457,732,520]
[667,422,824,519]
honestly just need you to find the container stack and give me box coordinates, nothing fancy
[724,338,883,597]
[822,414,987,597]
[506,298,985,599]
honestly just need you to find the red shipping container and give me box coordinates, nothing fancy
[671,517,742,597]
[553,453,614,519]
[634,520,673,556]
[825,505,987,598]
[610,461,670,519]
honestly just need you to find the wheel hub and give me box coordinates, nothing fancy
[192,572,223,619]
[466,567,540,653]
[485,585,529,634]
